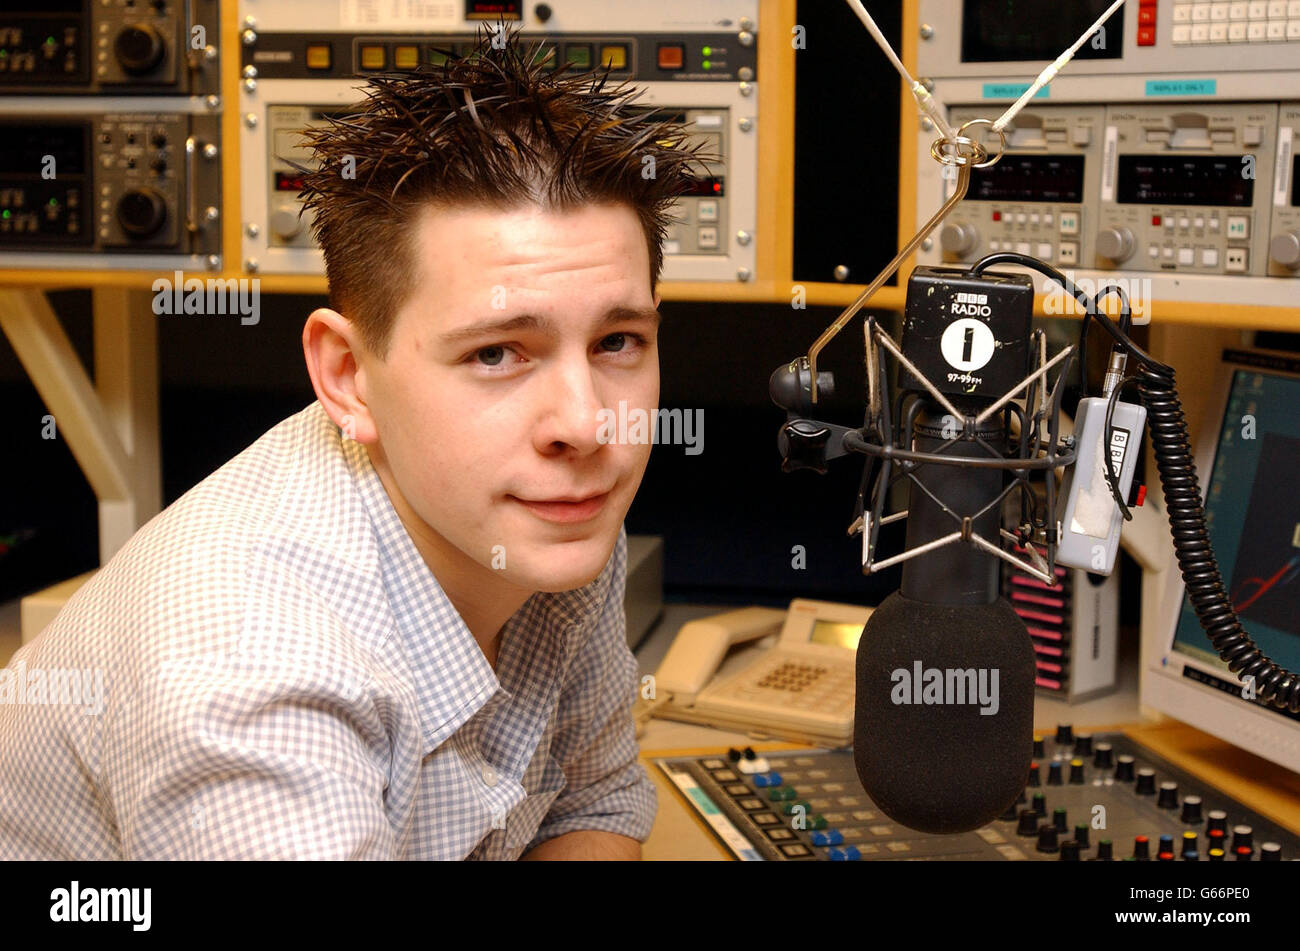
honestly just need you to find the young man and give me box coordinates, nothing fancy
[0,35,705,859]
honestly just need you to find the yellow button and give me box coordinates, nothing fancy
[359,45,385,70]
[600,45,627,70]
[305,44,331,70]
[394,45,418,69]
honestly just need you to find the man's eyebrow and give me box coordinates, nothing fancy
[437,306,661,345]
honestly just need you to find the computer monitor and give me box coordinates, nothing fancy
[1143,347,1300,774]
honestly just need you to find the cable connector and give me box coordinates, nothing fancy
[1101,347,1129,400]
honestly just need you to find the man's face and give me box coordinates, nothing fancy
[358,200,660,593]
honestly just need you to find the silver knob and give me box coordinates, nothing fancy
[1096,227,1135,263]
[939,221,979,256]
[271,205,303,239]
[1269,231,1300,269]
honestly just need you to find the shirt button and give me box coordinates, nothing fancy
[481,765,499,787]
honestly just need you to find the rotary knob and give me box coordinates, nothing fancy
[1027,762,1041,787]
[1016,808,1039,836]
[940,221,980,257]
[1232,825,1253,851]
[1074,823,1090,849]
[1093,742,1114,769]
[1114,755,1135,782]
[1031,792,1046,818]
[1073,734,1093,756]
[1095,839,1114,861]
[1132,835,1150,860]
[1032,735,1045,758]
[1052,807,1069,833]
[1261,842,1282,861]
[1055,724,1074,745]
[114,23,167,75]
[1047,762,1063,786]
[1270,231,1300,269]
[1096,227,1135,263]
[1207,809,1228,834]
[1181,795,1203,824]
[1068,758,1086,785]
[271,205,305,240]
[1037,824,1060,853]
[115,187,168,239]
[1135,768,1156,795]
[1157,781,1179,809]
[1059,840,1081,861]
[1181,831,1198,858]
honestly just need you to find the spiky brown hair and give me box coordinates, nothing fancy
[294,27,713,358]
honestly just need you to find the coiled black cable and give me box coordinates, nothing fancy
[968,251,1300,713]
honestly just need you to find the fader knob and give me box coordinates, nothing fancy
[1096,227,1135,263]
[114,23,167,75]
[939,221,979,257]
[1270,231,1300,269]
[1180,795,1203,824]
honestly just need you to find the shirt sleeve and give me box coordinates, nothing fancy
[109,637,397,860]
[525,529,657,851]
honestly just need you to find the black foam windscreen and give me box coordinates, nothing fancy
[854,591,1035,834]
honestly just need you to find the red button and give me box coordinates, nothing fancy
[993,211,1002,221]
[657,44,684,70]
[1137,26,1156,45]
[1135,484,1147,507]
[1138,8,1156,25]
[1139,0,1157,5]
[1152,215,1161,226]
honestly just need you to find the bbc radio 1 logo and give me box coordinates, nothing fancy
[942,292,996,374]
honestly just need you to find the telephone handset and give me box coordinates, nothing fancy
[651,598,874,748]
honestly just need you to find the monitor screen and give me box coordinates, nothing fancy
[1170,354,1300,719]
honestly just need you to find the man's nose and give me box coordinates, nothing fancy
[531,355,607,456]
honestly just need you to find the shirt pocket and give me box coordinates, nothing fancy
[503,753,567,853]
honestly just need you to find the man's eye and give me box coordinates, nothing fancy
[600,333,646,353]
[476,345,507,366]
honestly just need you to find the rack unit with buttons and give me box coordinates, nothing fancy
[914,0,1300,308]
[238,0,758,282]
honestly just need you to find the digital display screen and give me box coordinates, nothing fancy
[970,154,1084,203]
[810,620,865,651]
[680,175,725,198]
[962,0,1123,62]
[1116,155,1255,207]
[1172,364,1300,697]
[465,1,521,19]
[0,122,86,175]
[275,171,308,192]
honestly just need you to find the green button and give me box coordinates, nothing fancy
[769,787,797,802]
[781,799,812,816]
[809,814,829,830]
[565,45,591,69]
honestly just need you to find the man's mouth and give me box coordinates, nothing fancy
[509,491,611,524]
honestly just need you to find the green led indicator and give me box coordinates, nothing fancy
[48,197,58,207]
[1,210,10,220]
[46,36,56,45]
[702,60,711,70]
[702,46,712,56]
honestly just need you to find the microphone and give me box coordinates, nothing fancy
[772,265,1071,834]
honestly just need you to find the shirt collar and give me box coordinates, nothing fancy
[330,405,615,752]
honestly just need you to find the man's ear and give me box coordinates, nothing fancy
[302,307,379,444]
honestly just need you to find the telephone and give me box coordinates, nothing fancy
[651,599,875,748]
